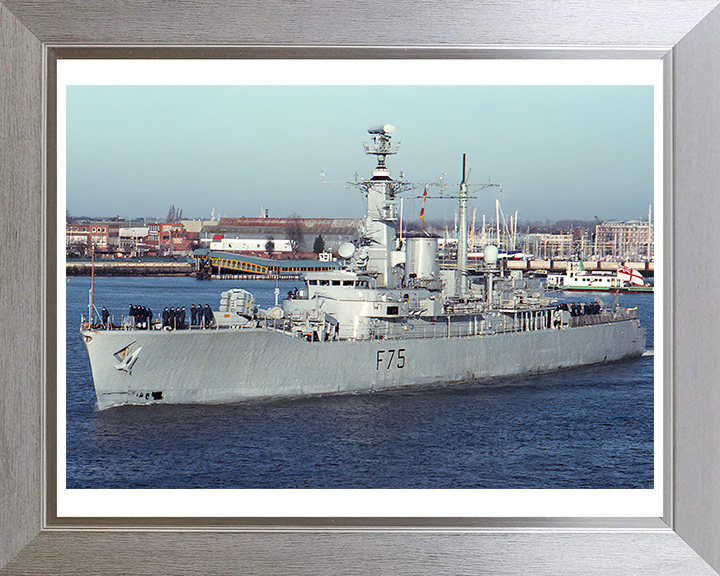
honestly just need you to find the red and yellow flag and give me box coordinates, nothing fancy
[420,184,428,227]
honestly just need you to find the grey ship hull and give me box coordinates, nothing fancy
[83,320,645,410]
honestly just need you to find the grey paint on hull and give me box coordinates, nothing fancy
[83,321,646,410]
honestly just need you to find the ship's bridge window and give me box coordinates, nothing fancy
[343,280,354,286]
[332,280,341,286]
[319,280,330,286]
[308,280,318,285]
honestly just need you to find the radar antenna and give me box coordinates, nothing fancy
[363,124,399,178]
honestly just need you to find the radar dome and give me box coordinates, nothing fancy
[484,245,499,266]
[338,242,356,259]
[266,306,284,319]
[367,124,396,135]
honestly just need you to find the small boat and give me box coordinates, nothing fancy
[546,261,653,292]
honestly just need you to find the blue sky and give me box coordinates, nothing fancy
[66,84,654,223]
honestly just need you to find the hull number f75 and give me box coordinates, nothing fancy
[376,349,406,370]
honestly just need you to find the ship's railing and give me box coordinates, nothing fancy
[371,322,495,341]
[351,314,545,341]
[108,315,222,331]
[569,307,638,328]
[370,310,637,341]
[88,308,639,338]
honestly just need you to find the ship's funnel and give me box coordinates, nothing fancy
[484,245,499,266]
[405,235,440,285]
[368,124,396,135]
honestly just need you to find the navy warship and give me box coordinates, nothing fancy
[81,125,646,409]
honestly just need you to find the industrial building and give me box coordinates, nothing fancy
[195,217,361,257]
[594,219,654,262]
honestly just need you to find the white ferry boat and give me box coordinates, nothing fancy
[546,261,653,292]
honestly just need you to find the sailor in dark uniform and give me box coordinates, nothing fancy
[101,307,110,329]
[190,304,197,326]
[147,307,153,329]
[203,304,213,328]
[162,307,170,328]
[179,306,186,329]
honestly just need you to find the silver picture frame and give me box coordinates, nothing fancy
[2,1,720,574]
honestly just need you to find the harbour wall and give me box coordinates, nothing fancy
[66,261,193,276]
[66,259,655,278]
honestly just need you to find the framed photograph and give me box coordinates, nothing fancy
[56,59,662,522]
[2,1,720,574]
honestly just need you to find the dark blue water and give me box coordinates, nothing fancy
[65,276,654,489]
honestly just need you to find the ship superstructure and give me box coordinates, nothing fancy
[80,125,646,409]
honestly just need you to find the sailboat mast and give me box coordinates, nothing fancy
[647,204,652,261]
[456,154,469,297]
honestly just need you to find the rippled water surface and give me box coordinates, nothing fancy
[66,276,655,489]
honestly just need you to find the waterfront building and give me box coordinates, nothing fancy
[66,222,111,255]
[197,217,361,258]
[118,227,149,257]
[594,219,653,262]
[66,220,195,257]
[144,222,194,256]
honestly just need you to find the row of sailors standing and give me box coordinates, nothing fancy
[191,304,214,328]
[162,306,186,329]
[557,302,602,317]
[129,304,153,329]
[162,304,215,329]
[99,304,214,330]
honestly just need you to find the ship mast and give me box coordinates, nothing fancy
[88,245,95,324]
[456,154,469,297]
[356,124,402,287]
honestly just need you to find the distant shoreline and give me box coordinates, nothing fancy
[66,261,193,276]
[65,259,655,278]
[64,261,302,280]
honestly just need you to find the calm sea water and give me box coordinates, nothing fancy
[65,275,654,489]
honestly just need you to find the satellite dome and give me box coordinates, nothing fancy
[484,245,499,266]
[338,243,356,259]
[266,306,284,319]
